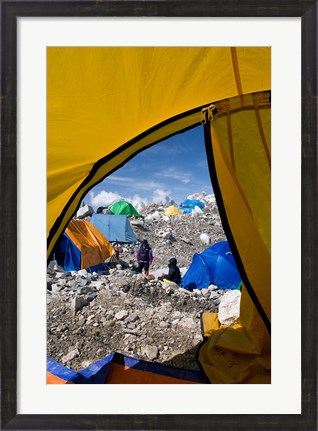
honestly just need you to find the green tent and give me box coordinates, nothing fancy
[108,201,141,217]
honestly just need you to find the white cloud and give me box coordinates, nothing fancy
[152,188,175,205]
[89,190,122,208]
[105,175,134,184]
[154,168,191,184]
[105,175,164,191]
[129,194,148,211]
[196,160,208,168]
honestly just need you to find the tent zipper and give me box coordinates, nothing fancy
[200,104,216,124]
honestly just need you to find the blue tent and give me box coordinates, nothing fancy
[51,232,107,272]
[50,219,114,272]
[181,241,242,290]
[91,214,137,243]
[179,199,205,214]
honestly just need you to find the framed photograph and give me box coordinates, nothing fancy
[1,1,316,430]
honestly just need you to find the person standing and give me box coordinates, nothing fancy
[136,239,153,276]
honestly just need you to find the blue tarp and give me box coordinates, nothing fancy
[179,199,205,214]
[91,214,137,243]
[47,358,89,384]
[181,241,242,290]
[47,352,209,384]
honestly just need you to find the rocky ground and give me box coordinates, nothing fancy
[47,202,228,372]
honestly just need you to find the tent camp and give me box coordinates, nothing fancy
[108,201,141,218]
[52,219,115,271]
[91,214,137,243]
[179,199,205,214]
[181,241,242,291]
[164,205,183,216]
[47,47,271,384]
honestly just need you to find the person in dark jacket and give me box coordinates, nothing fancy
[158,257,181,285]
[135,239,153,276]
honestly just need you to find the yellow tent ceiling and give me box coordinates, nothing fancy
[47,46,271,384]
[47,47,270,254]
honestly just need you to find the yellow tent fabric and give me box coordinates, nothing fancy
[164,205,183,216]
[47,47,271,384]
[198,91,271,383]
[65,219,115,269]
[47,47,270,255]
[200,308,270,384]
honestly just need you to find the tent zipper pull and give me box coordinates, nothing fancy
[201,104,216,124]
[200,107,208,124]
[208,104,216,121]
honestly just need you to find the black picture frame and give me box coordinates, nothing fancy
[1,1,317,430]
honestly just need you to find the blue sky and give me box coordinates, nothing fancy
[86,125,214,208]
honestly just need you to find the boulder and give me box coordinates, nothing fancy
[141,345,159,361]
[218,290,241,326]
[178,317,197,330]
[200,233,210,245]
[71,296,89,314]
[61,348,79,364]
[76,204,94,219]
[115,309,129,321]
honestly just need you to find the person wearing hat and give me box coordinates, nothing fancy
[135,239,153,276]
[158,257,181,285]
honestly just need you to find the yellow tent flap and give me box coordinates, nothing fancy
[198,92,271,384]
[200,307,270,384]
[65,219,115,269]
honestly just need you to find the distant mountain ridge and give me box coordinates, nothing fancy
[186,191,216,206]
[90,191,215,212]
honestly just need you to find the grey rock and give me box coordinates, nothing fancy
[78,315,86,325]
[171,310,182,319]
[127,312,139,322]
[181,237,193,245]
[123,328,142,336]
[115,310,129,321]
[61,348,79,364]
[86,293,97,302]
[159,321,169,328]
[48,260,58,270]
[178,317,197,330]
[51,284,63,293]
[78,278,88,287]
[171,319,180,326]
[55,272,67,279]
[72,296,89,314]
[77,204,94,219]
[141,345,159,361]
[210,292,220,300]
[103,320,115,328]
